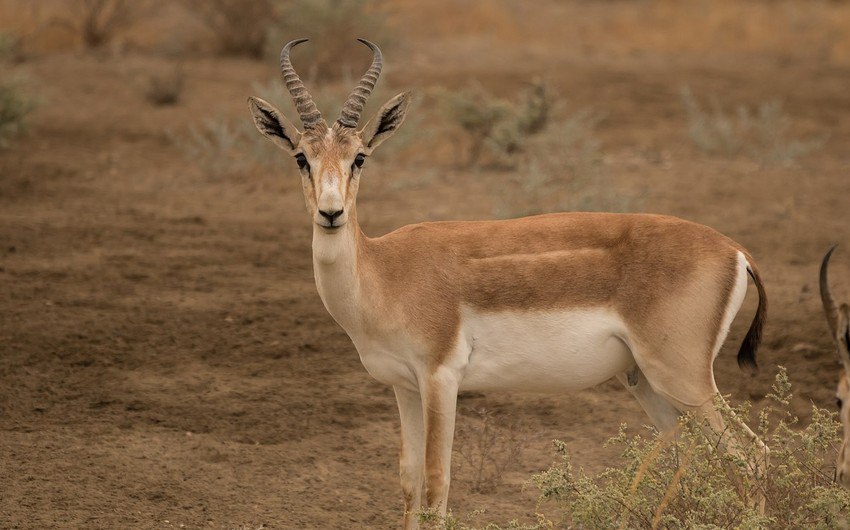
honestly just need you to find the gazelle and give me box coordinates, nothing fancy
[248,39,769,528]
[819,245,850,487]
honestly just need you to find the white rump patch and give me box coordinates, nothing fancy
[712,251,750,359]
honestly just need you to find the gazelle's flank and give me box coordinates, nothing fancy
[249,39,769,528]
[819,245,850,487]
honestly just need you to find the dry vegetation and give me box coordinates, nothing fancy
[0,74,37,148]
[681,87,826,165]
[0,34,37,148]
[454,408,525,494]
[55,0,151,49]
[426,370,850,529]
[1,0,850,528]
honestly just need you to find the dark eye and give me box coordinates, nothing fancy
[295,153,309,171]
[353,153,366,169]
[838,398,843,410]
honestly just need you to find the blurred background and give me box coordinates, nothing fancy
[1,0,849,527]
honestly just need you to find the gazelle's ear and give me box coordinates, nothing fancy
[839,304,850,373]
[247,96,301,153]
[359,92,411,152]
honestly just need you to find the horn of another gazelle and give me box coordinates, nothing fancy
[821,245,840,337]
[280,39,323,129]
[337,39,383,128]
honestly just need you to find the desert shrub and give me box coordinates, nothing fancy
[182,0,277,58]
[681,87,825,165]
[531,368,850,529]
[0,31,22,62]
[454,408,524,494]
[423,368,850,530]
[491,108,643,218]
[440,80,554,167]
[0,75,38,148]
[169,111,294,178]
[52,0,149,49]
[143,65,184,106]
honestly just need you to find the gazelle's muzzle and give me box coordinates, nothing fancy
[314,172,347,229]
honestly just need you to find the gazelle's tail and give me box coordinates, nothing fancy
[737,255,767,373]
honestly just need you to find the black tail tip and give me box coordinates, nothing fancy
[737,338,759,375]
[737,354,758,375]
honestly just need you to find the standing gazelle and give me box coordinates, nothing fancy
[820,245,850,487]
[249,39,768,528]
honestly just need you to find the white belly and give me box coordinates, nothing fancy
[459,307,634,393]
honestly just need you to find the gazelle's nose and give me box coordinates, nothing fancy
[319,209,344,225]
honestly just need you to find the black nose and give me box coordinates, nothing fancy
[319,209,344,225]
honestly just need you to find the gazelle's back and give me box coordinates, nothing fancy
[364,212,741,316]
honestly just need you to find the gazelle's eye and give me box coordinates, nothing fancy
[838,398,843,410]
[295,153,309,171]
[353,153,366,169]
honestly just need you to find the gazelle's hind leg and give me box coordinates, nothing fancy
[632,353,768,512]
[627,251,768,511]
[688,394,769,513]
[616,368,680,434]
[616,365,765,469]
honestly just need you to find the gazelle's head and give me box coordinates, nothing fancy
[820,245,850,487]
[248,39,410,232]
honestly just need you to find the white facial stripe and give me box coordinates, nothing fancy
[318,172,341,204]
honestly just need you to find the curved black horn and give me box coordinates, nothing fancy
[280,39,323,129]
[820,244,840,336]
[337,39,383,128]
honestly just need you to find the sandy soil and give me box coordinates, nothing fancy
[2,2,850,528]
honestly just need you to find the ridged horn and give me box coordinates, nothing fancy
[280,39,323,129]
[337,39,383,128]
[820,244,840,336]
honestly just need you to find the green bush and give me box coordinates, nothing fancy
[423,368,850,530]
[169,109,310,178]
[681,87,826,166]
[440,80,554,167]
[0,31,22,62]
[0,75,38,148]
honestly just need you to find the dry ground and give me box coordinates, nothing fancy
[2,1,850,528]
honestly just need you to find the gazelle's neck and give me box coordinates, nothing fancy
[311,211,364,331]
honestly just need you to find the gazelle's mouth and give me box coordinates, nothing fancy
[317,222,345,232]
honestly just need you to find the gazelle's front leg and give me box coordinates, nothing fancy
[421,367,460,514]
[394,386,425,529]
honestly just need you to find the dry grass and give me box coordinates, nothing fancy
[424,371,850,530]
[454,408,524,494]
[681,87,826,166]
